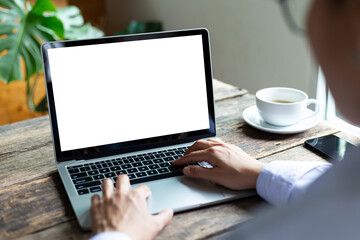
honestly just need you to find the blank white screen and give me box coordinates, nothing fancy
[48,35,210,151]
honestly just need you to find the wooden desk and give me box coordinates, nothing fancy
[1,80,358,240]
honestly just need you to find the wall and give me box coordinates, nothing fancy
[106,0,318,97]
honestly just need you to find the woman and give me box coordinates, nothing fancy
[90,0,360,239]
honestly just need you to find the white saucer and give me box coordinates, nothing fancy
[242,105,321,134]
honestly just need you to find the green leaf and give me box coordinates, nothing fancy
[64,23,104,40]
[34,95,48,112]
[29,0,56,15]
[56,5,83,30]
[56,6,104,40]
[0,0,64,84]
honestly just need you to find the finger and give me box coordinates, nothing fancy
[102,178,114,200]
[153,208,174,232]
[207,138,224,143]
[116,174,131,194]
[173,149,216,166]
[182,165,219,182]
[90,194,102,233]
[183,140,215,156]
[133,184,152,199]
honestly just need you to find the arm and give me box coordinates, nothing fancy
[256,161,332,206]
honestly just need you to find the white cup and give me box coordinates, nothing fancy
[256,87,320,126]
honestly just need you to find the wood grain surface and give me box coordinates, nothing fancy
[0,80,344,240]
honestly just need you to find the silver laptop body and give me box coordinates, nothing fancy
[41,28,255,230]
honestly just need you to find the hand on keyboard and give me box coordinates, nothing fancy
[172,138,265,190]
[91,175,173,239]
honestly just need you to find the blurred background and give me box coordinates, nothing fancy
[0,0,316,125]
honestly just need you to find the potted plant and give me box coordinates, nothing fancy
[0,0,104,113]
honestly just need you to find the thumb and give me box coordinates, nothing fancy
[183,165,217,182]
[153,208,174,230]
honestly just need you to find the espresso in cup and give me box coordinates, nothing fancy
[271,99,295,104]
[256,87,320,126]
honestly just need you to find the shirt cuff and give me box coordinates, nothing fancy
[89,231,132,240]
[256,161,331,206]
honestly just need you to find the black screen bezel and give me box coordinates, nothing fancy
[41,29,216,162]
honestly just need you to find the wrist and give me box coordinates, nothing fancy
[246,160,266,189]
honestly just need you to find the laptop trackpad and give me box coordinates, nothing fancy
[139,176,225,214]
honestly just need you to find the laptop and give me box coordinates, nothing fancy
[41,28,255,230]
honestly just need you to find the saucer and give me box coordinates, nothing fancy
[242,105,321,134]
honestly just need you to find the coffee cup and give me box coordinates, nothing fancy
[255,87,320,126]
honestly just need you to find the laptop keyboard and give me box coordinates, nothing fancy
[66,146,190,195]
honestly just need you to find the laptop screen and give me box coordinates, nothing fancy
[42,29,215,162]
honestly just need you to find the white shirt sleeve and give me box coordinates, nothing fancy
[89,231,132,240]
[256,161,332,206]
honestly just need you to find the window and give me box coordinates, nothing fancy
[316,68,360,136]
